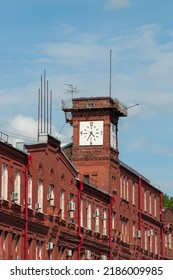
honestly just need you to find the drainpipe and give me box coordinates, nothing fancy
[138,176,142,259]
[160,192,164,260]
[109,195,114,260]
[24,154,31,260]
[77,180,83,260]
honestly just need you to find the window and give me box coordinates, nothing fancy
[123,176,126,199]
[28,176,32,208]
[132,182,135,205]
[80,198,83,227]
[155,233,158,255]
[84,175,89,184]
[60,189,65,219]
[11,234,20,259]
[132,221,135,238]
[69,193,75,222]
[149,193,152,215]
[37,179,43,211]
[14,169,20,204]
[169,233,172,250]
[165,234,168,248]
[36,241,43,260]
[144,228,147,250]
[2,231,7,256]
[144,189,147,212]
[87,202,91,230]
[95,206,99,232]
[48,184,54,206]
[102,210,107,235]
[121,220,125,242]
[120,175,122,197]
[154,196,157,217]
[1,163,8,200]
[112,211,116,230]
[126,178,129,201]
[112,175,116,191]
[28,239,32,256]
[121,219,129,243]
[149,234,152,252]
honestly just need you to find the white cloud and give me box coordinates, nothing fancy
[38,41,107,66]
[5,115,38,143]
[55,23,77,35]
[105,0,132,10]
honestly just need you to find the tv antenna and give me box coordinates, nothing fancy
[64,84,79,99]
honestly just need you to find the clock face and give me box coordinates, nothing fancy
[79,121,103,146]
[110,123,116,149]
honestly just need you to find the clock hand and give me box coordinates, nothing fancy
[87,132,92,141]
[87,131,96,141]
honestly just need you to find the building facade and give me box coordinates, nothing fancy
[0,96,172,260]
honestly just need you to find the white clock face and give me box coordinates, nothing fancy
[79,121,103,146]
[110,123,116,149]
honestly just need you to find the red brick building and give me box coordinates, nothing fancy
[163,208,173,259]
[0,96,172,260]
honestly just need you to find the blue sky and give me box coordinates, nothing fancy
[1,0,173,195]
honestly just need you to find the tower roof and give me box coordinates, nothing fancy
[62,96,127,123]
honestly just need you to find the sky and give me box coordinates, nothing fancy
[0,0,173,195]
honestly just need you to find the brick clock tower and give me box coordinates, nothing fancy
[62,96,127,193]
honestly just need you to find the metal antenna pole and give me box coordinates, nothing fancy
[47,79,49,133]
[44,69,46,132]
[109,50,112,97]
[38,89,40,141]
[40,74,43,133]
[50,90,52,135]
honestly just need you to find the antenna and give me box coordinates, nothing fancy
[38,70,53,140]
[64,84,79,99]
[109,50,112,97]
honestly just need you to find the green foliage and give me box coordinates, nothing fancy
[163,194,173,213]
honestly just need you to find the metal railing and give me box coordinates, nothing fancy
[0,131,8,142]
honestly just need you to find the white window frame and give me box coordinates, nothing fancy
[60,189,65,219]
[95,206,99,232]
[38,179,43,211]
[36,241,43,260]
[120,175,122,197]
[169,233,172,249]
[149,235,152,252]
[154,196,157,217]
[144,189,147,212]
[132,221,135,238]
[14,169,20,204]
[123,176,126,199]
[149,193,152,215]
[80,198,83,227]
[102,210,107,235]
[28,175,32,208]
[126,178,129,201]
[132,182,135,205]
[144,228,147,250]
[155,233,158,255]
[48,184,54,206]
[112,211,116,230]
[1,163,8,200]
[87,202,91,230]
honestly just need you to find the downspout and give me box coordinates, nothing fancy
[138,176,142,259]
[109,195,114,260]
[160,192,164,260]
[77,180,83,260]
[24,154,31,260]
